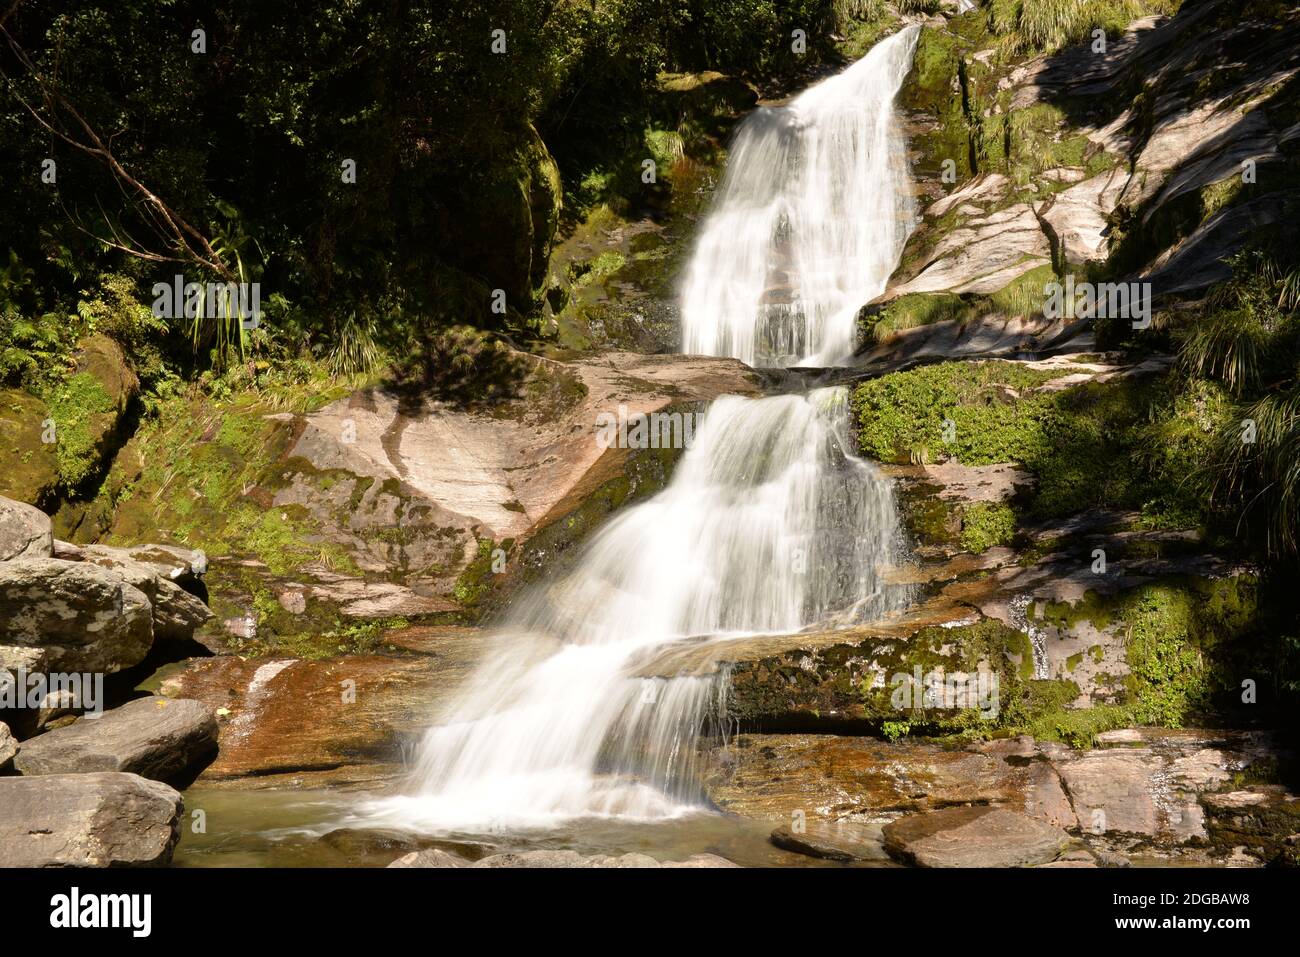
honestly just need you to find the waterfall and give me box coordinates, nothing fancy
[364,389,908,831]
[363,32,919,835]
[680,25,919,367]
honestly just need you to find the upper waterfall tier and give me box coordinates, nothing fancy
[680,24,920,368]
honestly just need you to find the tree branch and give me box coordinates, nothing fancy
[0,17,235,281]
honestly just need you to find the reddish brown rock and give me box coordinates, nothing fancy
[159,628,487,786]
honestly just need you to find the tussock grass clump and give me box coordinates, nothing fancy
[1174,248,1300,557]
[988,0,1181,57]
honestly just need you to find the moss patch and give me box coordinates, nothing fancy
[959,501,1017,553]
[852,361,1219,527]
[43,371,117,490]
[0,388,59,506]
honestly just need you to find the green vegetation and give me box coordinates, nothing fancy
[1171,249,1300,557]
[43,371,115,489]
[1026,576,1264,734]
[89,361,355,556]
[1121,585,1211,727]
[959,501,1017,553]
[852,359,1218,526]
[987,0,1182,56]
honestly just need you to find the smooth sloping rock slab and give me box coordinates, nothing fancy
[0,496,53,561]
[389,849,738,868]
[14,696,217,783]
[0,557,154,672]
[0,771,182,867]
[274,352,760,593]
[855,314,1085,371]
[886,204,1050,298]
[770,820,889,862]
[1038,168,1129,264]
[883,806,1068,868]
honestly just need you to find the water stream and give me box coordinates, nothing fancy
[356,26,921,840]
[364,389,908,832]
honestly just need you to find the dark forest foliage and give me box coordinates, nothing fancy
[0,0,836,378]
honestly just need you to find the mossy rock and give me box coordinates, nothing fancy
[900,25,977,184]
[656,71,756,123]
[444,124,562,313]
[41,334,139,495]
[0,388,59,507]
[725,617,1061,737]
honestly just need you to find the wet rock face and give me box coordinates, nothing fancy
[1203,786,1300,866]
[703,734,1024,821]
[704,729,1292,865]
[769,820,889,862]
[0,771,183,867]
[13,696,218,784]
[157,626,488,787]
[388,848,739,868]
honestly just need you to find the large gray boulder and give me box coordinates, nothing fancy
[0,557,154,672]
[13,696,217,782]
[81,546,212,642]
[0,771,183,867]
[883,806,1069,868]
[0,496,52,561]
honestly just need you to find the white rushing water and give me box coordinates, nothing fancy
[363,32,919,835]
[364,389,908,831]
[680,25,919,367]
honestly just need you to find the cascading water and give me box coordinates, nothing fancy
[364,30,920,836]
[364,389,909,831]
[680,25,920,367]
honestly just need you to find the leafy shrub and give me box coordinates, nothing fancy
[959,502,1017,553]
